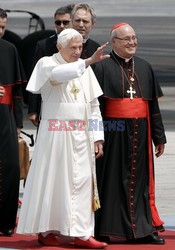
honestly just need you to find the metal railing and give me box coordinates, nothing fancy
[5,9,45,34]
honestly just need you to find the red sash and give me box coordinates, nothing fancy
[104,98,147,118]
[104,98,164,227]
[0,86,12,106]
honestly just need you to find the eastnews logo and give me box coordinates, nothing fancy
[48,119,125,131]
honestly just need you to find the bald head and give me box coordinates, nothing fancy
[111,23,135,39]
[111,23,138,59]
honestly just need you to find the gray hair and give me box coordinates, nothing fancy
[111,29,119,40]
[57,28,83,47]
[71,3,96,24]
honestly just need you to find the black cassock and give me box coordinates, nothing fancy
[0,39,26,231]
[93,51,166,239]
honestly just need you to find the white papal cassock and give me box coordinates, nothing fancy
[17,52,104,237]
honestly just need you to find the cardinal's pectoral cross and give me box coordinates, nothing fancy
[70,83,80,100]
[127,86,136,100]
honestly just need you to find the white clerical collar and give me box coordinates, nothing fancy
[113,51,133,62]
[83,37,89,43]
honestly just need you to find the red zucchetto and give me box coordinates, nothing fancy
[111,22,128,32]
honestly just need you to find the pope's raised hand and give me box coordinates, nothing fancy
[85,42,110,67]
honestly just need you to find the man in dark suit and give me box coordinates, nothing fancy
[33,4,74,60]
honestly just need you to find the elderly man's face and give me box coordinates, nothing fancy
[58,36,83,63]
[112,25,138,58]
[55,13,72,34]
[72,9,94,39]
[0,17,7,38]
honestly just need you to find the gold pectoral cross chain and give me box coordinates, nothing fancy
[70,83,80,100]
